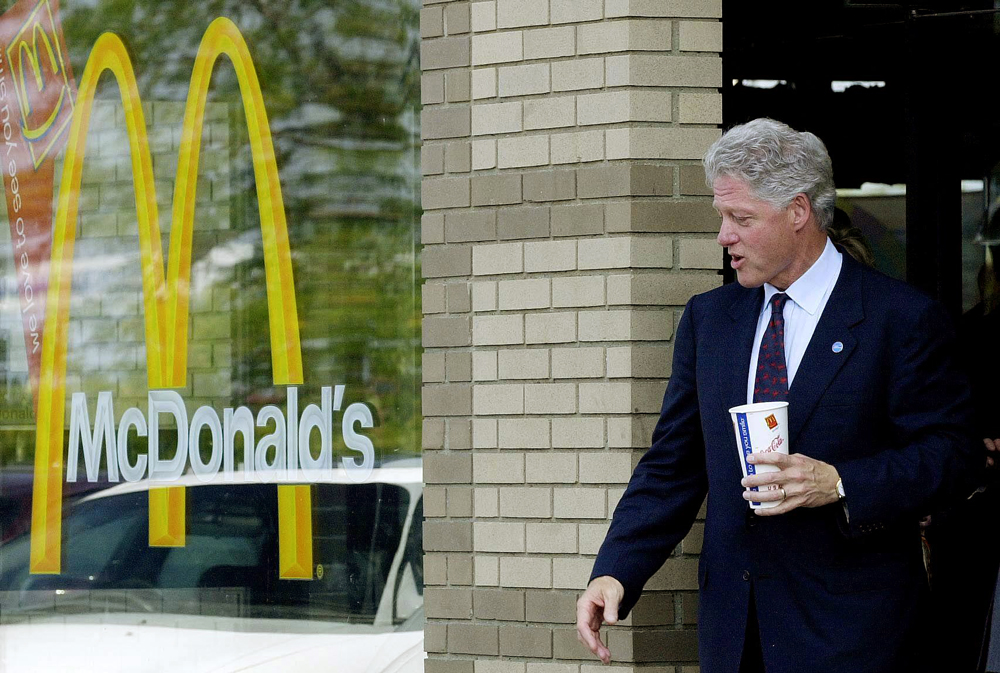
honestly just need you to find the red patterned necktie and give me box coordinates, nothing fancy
[753,293,790,403]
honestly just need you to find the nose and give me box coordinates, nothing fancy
[717,219,738,247]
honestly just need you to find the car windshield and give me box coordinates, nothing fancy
[0,481,420,627]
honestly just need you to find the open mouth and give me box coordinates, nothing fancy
[730,253,744,268]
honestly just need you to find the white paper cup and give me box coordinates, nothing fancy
[729,401,789,509]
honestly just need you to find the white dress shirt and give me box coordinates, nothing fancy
[746,237,843,404]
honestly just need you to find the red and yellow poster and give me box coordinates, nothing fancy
[0,0,75,409]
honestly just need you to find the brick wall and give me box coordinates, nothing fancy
[420,1,722,671]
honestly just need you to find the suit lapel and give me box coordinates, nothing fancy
[722,285,765,413]
[787,253,865,445]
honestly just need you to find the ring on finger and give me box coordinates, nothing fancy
[779,487,787,500]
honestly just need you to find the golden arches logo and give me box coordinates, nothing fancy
[30,16,313,579]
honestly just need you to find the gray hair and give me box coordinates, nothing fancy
[703,118,836,230]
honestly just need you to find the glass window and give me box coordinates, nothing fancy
[0,1,422,671]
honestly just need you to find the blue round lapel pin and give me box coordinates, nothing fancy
[832,341,844,353]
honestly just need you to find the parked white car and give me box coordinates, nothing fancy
[0,464,424,672]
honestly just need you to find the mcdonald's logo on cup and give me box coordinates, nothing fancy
[29,17,376,579]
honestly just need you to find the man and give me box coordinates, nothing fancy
[576,118,980,673]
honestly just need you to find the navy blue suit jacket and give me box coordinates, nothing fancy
[591,252,980,673]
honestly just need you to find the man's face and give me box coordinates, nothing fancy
[713,175,799,289]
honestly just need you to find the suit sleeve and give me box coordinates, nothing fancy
[589,297,709,618]
[833,298,981,537]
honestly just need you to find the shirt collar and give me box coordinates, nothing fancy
[763,237,843,315]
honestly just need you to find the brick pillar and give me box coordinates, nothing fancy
[420,1,723,672]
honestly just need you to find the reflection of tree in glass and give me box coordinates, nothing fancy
[58,0,422,459]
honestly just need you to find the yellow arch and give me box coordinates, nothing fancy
[30,17,306,576]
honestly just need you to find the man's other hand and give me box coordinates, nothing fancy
[985,438,999,468]
[742,451,840,515]
[576,575,625,664]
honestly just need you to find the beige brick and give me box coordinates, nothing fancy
[474,315,524,345]
[578,164,672,199]
[476,555,500,586]
[475,487,500,517]
[477,661,525,673]
[473,350,499,382]
[499,206,551,239]
[498,63,550,97]
[471,1,497,32]
[526,523,577,553]
[425,623,446,653]
[473,383,525,415]
[580,452,634,483]
[579,523,610,555]
[422,211,446,244]
[553,557,594,590]
[646,557,699,591]
[551,0,602,23]
[524,97,576,130]
[500,486,553,517]
[472,32,524,65]
[578,381,633,413]
[472,68,498,100]
[472,174,523,206]
[472,281,498,312]
[552,276,604,309]
[472,139,497,170]
[499,418,550,448]
[445,141,472,172]
[474,452,526,483]
[448,624,499,656]
[606,127,722,161]
[420,7,444,38]
[424,351,446,383]
[605,200,720,233]
[523,169,577,202]
[425,453,475,485]
[552,57,604,92]
[472,101,522,135]
[422,37,472,71]
[578,19,670,55]
[526,312,577,344]
[426,554,448,585]
[524,240,576,272]
[424,418,446,449]
[497,0,548,28]
[616,273,719,305]
[424,520,473,552]
[427,662,476,673]
[449,417,474,447]
[475,590,527,623]
[423,143,445,175]
[497,279,549,311]
[679,20,722,51]
[425,587,473,619]
[500,626,554,659]
[577,90,671,126]
[526,595,579,626]
[423,177,471,210]
[683,522,705,554]
[424,316,472,347]
[498,347,550,378]
[500,557,552,588]
[525,383,577,414]
[607,345,671,378]
[450,554,475,586]
[679,92,723,124]
[552,417,605,448]
[423,282,447,315]
[554,488,606,519]
[680,237,723,269]
[474,241,523,275]
[680,164,713,195]
[423,107,471,140]
[475,521,526,552]
[422,72,445,104]
[605,0,722,18]
[446,3,472,34]
[552,203,603,237]
[423,384,473,416]
[425,486,447,517]
[446,210,497,243]
[578,236,672,270]
[498,136,549,169]
[551,346,605,379]
[423,244,472,278]
[526,453,578,483]
[474,418,499,448]
[551,130,604,164]
[524,26,576,60]
[606,53,722,87]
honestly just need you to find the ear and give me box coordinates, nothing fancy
[788,193,814,232]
